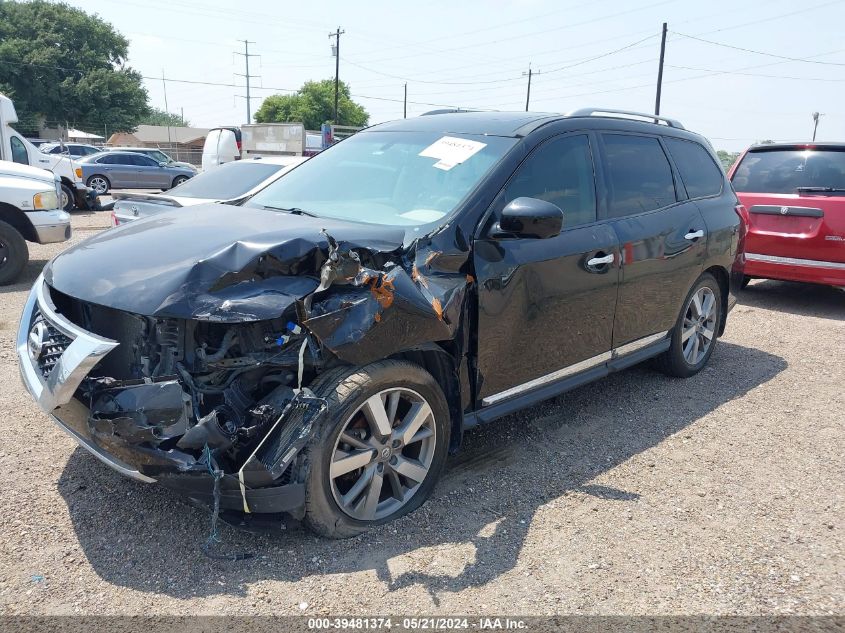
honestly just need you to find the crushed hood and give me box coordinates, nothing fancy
[44,203,405,321]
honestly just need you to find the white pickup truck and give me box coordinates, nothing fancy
[0,160,71,284]
[0,93,95,211]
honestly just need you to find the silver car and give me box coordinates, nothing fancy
[112,155,306,225]
[108,146,197,171]
[79,151,196,194]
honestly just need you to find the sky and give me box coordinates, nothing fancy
[61,0,845,152]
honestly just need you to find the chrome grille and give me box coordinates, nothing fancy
[33,312,73,378]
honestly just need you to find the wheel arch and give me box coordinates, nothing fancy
[388,343,464,453]
[704,264,730,336]
[0,202,37,242]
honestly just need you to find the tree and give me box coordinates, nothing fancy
[0,1,149,135]
[254,79,368,129]
[716,150,740,172]
[139,107,189,127]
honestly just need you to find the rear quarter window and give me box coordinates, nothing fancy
[665,137,723,198]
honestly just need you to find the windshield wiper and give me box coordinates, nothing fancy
[796,186,845,193]
[261,205,318,217]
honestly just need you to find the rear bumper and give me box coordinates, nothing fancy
[745,252,845,286]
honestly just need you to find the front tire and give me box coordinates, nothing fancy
[86,175,110,195]
[171,175,189,188]
[60,184,75,211]
[0,221,29,285]
[304,360,450,538]
[655,273,722,378]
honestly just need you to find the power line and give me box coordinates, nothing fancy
[672,31,845,66]
[665,64,845,82]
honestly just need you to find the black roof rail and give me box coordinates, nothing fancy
[565,107,685,130]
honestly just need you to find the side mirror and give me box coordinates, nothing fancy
[159,161,168,167]
[495,197,563,239]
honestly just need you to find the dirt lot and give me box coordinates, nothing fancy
[0,211,842,616]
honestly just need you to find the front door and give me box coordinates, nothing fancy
[474,133,620,405]
[597,132,707,348]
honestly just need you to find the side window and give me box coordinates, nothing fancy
[99,154,120,165]
[136,154,157,166]
[665,137,723,198]
[10,136,29,165]
[602,134,677,218]
[499,134,597,228]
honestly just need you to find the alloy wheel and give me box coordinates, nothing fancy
[681,286,717,365]
[89,177,108,194]
[329,387,437,521]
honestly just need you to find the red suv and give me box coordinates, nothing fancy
[729,142,845,288]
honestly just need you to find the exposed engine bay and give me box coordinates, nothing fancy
[32,217,472,516]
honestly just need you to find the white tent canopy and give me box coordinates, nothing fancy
[66,128,104,140]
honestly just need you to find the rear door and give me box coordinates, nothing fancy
[730,146,845,266]
[96,154,129,187]
[598,132,707,348]
[474,132,620,404]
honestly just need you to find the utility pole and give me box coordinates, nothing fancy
[654,22,668,116]
[162,69,172,144]
[329,27,345,124]
[403,83,407,119]
[812,112,823,141]
[235,40,259,124]
[181,107,184,126]
[523,64,538,111]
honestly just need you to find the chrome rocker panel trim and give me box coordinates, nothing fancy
[746,252,845,270]
[481,330,670,406]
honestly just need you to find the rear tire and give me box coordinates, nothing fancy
[303,360,450,539]
[60,184,75,211]
[655,273,722,378]
[740,275,751,289]
[0,221,29,285]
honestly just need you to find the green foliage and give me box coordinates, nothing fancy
[716,150,740,172]
[0,0,149,134]
[254,79,369,129]
[139,107,189,127]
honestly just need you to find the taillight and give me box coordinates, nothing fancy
[735,203,749,254]
[111,211,119,227]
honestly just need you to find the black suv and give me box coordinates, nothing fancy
[18,109,744,537]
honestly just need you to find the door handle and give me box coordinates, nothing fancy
[587,253,614,267]
[684,229,704,240]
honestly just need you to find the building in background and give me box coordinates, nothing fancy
[106,125,210,166]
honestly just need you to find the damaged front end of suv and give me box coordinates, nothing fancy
[17,204,470,520]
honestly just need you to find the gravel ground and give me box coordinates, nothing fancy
[0,211,841,616]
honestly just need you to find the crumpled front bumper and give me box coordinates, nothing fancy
[16,275,312,514]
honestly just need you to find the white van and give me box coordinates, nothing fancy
[0,93,93,210]
[201,127,241,171]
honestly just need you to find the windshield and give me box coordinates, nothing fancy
[246,130,517,227]
[146,150,171,163]
[733,148,845,193]
[168,161,284,199]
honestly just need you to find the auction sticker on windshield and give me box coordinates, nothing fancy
[419,136,487,170]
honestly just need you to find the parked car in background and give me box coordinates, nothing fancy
[108,146,197,171]
[729,142,845,289]
[40,142,101,159]
[202,126,241,170]
[78,151,196,194]
[17,109,743,537]
[111,155,307,225]
[0,160,70,283]
[25,138,49,148]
